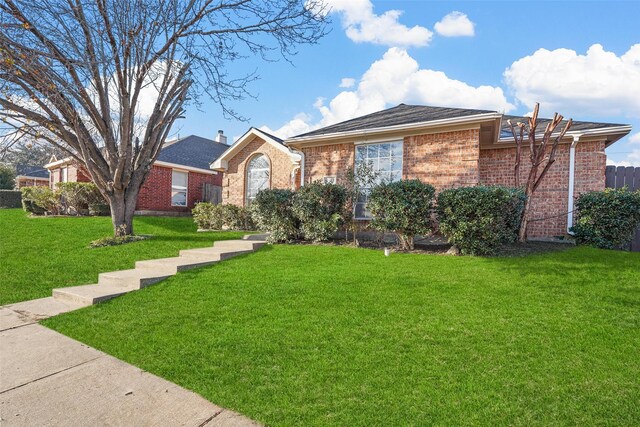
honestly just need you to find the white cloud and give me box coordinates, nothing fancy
[261,113,317,139]
[629,132,640,144]
[326,0,433,47]
[339,78,356,88]
[606,158,633,167]
[264,48,514,138]
[434,12,475,37]
[504,44,640,117]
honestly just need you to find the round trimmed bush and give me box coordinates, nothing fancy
[250,189,299,242]
[367,179,436,250]
[571,187,640,250]
[292,182,348,242]
[437,186,526,255]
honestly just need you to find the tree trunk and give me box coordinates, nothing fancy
[108,189,139,237]
[519,195,533,242]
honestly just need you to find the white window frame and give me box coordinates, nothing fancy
[171,169,188,207]
[354,140,403,220]
[60,167,68,183]
[245,154,271,205]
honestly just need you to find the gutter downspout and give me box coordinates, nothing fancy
[567,134,582,234]
[291,148,305,187]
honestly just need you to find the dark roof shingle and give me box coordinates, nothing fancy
[499,115,627,139]
[16,164,49,178]
[156,135,228,170]
[292,104,496,138]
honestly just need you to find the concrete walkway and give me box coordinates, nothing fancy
[1,236,266,426]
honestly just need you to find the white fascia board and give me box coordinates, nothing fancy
[154,160,217,175]
[497,125,632,143]
[16,175,49,180]
[285,113,503,145]
[209,127,300,171]
[44,157,73,169]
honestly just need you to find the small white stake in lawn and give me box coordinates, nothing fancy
[384,247,391,256]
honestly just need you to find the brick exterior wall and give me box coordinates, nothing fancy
[404,129,480,191]
[302,143,355,184]
[16,177,49,188]
[479,140,606,237]
[136,164,221,212]
[223,136,296,207]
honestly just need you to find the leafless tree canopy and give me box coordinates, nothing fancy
[508,102,572,241]
[0,0,328,234]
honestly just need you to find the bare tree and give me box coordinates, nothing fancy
[508,102,572,242]
[0,0,327,235]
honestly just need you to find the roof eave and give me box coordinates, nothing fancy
[496,125,632,146]
[285,112,504,146]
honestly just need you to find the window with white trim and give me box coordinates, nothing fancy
[171,170,188,206]
[61,167,68,183]
[354,141,403,218]
[246,154,270,204]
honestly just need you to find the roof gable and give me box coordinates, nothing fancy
[156,135,228,171]
[210,127,300,171]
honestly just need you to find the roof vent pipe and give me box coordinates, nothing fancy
[215,130,228,145]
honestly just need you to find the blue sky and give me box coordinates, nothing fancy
[177,1,640,166]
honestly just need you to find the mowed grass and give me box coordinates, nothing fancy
[45,243,640,426]
[0,209,244,305]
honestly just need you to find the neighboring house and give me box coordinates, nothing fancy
[15,164,50,188]
[45,133,228,213]
[211,104,631,238]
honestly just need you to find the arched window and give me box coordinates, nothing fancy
[246,154,270,204]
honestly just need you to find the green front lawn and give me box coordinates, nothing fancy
[45,243,640,425]
[0,209,244,305]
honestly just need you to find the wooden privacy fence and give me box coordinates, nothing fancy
[605,166,640,251]
[202,183,222,205]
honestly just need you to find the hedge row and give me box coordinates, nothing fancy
[0,190,22,208]
[192,203,255,231]
[21,183,109,216]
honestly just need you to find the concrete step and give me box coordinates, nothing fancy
[213,240,266,251]
[243,233,270,241]
[98,269,174,289]
[179,246,253,260]
[53,284,137,306]
[135,255,219,274]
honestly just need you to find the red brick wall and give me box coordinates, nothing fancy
[479,140,606,237]
[404,129,480,191]
[302,143,355,184]
[136,165,221,212]
[223,136,296,206]
[16,177,49,188]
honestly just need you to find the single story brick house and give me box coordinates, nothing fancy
[15,164,50,188]
[45,133,228,213]
[211,104,631,238]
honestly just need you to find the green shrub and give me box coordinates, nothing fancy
[0,190,22,208]
[367,179,436,250]
[20,186,61,215]
[291,182,348,242]
[221,204,255,231]
[250,189,299,243]
[0,165,15,190]
[437,186,526,255]
[192,202,224,230]
[571,187,640,250]
[57,182,105,215]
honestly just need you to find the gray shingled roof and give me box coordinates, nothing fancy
[157,135,228,170]
[255,128,284,144]
[500,115,627,139]
[290,104,628,140]
[16,164,49,178]
[292,104,496,138]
